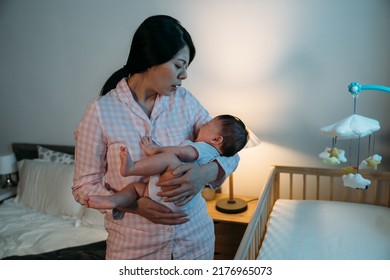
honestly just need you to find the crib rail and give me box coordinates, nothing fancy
[274,166,390,207]
[234,166,277,260]
[234,166,390,260]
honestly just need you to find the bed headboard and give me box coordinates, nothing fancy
[11,143,75,161]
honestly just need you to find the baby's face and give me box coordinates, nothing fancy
[196,118,221,143]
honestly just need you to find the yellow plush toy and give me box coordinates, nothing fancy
[342,166,357,175]
[318,147,347,165]
[359,154,382,170]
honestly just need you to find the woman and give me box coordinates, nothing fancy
[72,15,239,260]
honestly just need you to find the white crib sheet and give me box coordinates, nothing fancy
[258,199,390,260]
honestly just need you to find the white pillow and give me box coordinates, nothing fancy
[37,145,74,165]
[15,159,83,218]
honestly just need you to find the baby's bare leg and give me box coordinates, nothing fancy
[120,146,135,177]
[85,182,146,210]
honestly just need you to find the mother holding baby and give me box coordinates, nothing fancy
[72,15,239,259]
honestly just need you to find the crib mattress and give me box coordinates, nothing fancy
[258,199,390,260]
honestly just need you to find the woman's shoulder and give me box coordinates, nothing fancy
[88,88,123,104]
[85,95,112,107]
[90,79,129,105]
[82,93,123,117]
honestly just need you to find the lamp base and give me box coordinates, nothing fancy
[216,198,248,214]
[1,175,17,189]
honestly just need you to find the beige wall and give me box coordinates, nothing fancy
[1,0,389,197]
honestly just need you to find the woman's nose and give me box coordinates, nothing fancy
[178,68,187,80]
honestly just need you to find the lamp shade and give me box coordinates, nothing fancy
[0,153,17,175]
[245,128,261,148]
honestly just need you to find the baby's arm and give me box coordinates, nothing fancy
[141,136,198,162]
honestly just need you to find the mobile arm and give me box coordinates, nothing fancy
[348,82,390,96]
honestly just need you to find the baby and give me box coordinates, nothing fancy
[85,114,249,212]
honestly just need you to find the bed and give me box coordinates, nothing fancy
[234,165,390,260]
[0,143,108,260]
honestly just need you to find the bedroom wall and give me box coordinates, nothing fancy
[0,0,389,197]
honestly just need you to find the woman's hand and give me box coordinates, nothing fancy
[157,162,220,206]
[118,197,189,225]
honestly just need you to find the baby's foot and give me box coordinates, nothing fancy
[120,146,135,177]
[85,195,118,210]
[140,136,160,155]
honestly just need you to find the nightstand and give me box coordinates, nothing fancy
[0,187,17,203]
[206,193,258,259]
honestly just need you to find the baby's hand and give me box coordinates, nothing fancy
[141,136,160,155]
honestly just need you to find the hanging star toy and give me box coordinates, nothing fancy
[319,147,347,165]
[342,166,357,175]
[359,154,382,170]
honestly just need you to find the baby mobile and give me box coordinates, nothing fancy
[319,82,390,189]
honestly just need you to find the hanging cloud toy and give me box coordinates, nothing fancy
[320,114,380,140]
[342,173,371,190]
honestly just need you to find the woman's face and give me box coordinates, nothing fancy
[148,46,190,96]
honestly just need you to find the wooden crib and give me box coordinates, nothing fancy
[234,165,390,260]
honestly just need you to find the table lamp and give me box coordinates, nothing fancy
[0,153,17,188]
[216,128,261,213]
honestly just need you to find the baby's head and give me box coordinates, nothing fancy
[197,114,249,157]
[217,115,249,156]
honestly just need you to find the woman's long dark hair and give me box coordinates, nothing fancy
[100,15,196,96]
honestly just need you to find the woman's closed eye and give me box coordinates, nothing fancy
[175,64,187,70]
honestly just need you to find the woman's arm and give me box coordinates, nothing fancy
[118,197,189,225]
[156,160,222,205]
[156,152,239,201]
[72,100,111,204]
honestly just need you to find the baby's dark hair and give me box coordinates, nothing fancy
[217,115,249,157]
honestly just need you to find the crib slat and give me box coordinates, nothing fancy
[316,175,320,200]
[330,176,334,200]
[387,183,390,207]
